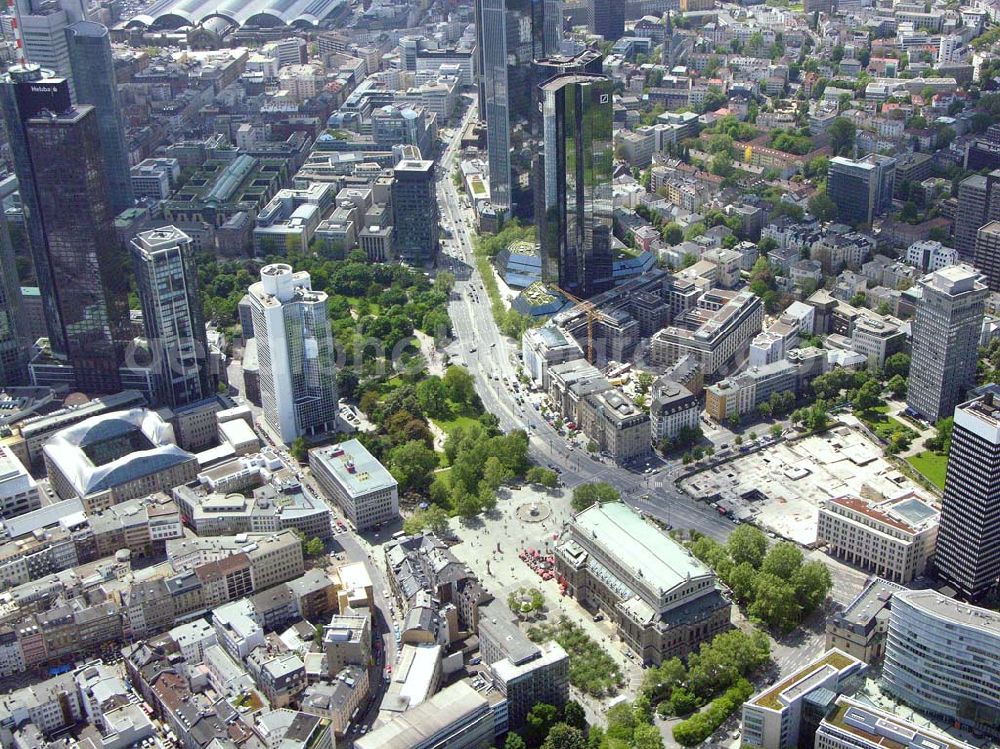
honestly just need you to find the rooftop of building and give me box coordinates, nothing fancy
[831,577,904,631]
[750,649,864,711]
[310,439,396,496]
[827,493,939,534]
[894,589,1000,636]
[823,696,975,749]
[355,680,488,749]
[572,502,711,596]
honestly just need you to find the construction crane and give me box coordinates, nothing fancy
[555,286,598,363]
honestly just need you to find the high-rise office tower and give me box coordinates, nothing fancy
[934,387,1000,599]
[475,0,561,218]
[974,221,1000,291]
[0,66,129,393]
[392,159,439,265]
[907,265,987,423]
[531,49,604,227]
[0,175,28,386]
[66,21,135,215]
[827,154,896,226]
[592,0,624,41]
[131,227,211,408]
[248,264,338,444]
[954,171,1000,259]
[14,0,88,85]
[538,74,614,298]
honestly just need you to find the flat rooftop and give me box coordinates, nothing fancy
[896,589,1000,637]
[573,502,711,595]
[752,649,862,710]
[311,439,396,496]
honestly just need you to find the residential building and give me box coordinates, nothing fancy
[537,74,615,299]
[324,609,371,676]
[934,387,1000,599]
[310,440,399,531]
[827,155,896,226]
[649,379,700,445]
[555,502,731,665]
[824,578,903,664]
[817,494,939,584]
[0,444,40,520]
[392,159,439,264]
[301,665,369,735]
[704,348,824,421]
[247,264,338,443]
[579,389,650,463]
[906,239,958,272]
[815,697,977,749]
[131,227,212,408]
[740,649,867,749]
[355,680,496,749]
[882,590,1000,738]
[213,599,265,661]
[974,221,1000,292]
[907,265,987,423]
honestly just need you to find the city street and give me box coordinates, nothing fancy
[435,97,735,543]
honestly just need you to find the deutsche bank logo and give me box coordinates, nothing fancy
[599,94,609,103]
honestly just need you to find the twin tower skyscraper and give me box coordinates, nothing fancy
[0,1,137,392]
[475,0,615,299]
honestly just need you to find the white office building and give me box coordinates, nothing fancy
[0,444,40,520]
[247,264,338,443]
[310,440,399,531]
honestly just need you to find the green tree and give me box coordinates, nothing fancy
[808,191,837,221]
[388,440,440,494]
[562,701,586,730]
[728,561,759,603]
[337,369,360,400]
[669,687,700,716]
[727,525,768,568]
[887,374,907,398]
[443,365,476,405]
[504,733,527,749]
[541,723,587,749]
[761,542,803,579]
[852,379,882,414]
[828,117,856,156]
[416,377,450,418]
[771,423,783,439]
[793,559,832,612]
[571,482,620,511]
[884,352,910,378]
[526,466,559,488]
[305,537,325,558]
[662,222,684,245]
[454,485,482,519]
[749,573,803,631]
[482,455,512,491]
[289,437,308,462]
[526,704,560,746]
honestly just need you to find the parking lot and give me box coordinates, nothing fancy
[680,426,932,546]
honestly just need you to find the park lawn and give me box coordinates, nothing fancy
[860,406,917,442]
[432,412,481,436]
[906,451,948,490]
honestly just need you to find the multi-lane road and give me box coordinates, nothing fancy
[435,98,734,542]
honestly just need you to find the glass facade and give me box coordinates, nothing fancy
[0,179,27,386]
[475,0,560,218]
[131,228,211,408]
[539,74,614,298]
[67,21,135,217]
[26,105,129,393]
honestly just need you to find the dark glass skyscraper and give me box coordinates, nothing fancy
[26,104,129,393]
[475,0,561,218]
[67,21,135,216]
[538,74,614,298]
[592,0,624,41]
[392,159,440,264]
[0,175,27,386]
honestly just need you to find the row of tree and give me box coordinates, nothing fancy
[688,527,832,632]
